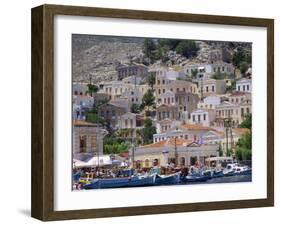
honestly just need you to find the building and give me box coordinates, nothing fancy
[153,123,217,144]
[73,120,106,159]
[156,104,179,121]
[175,91,199,121]
[184,62,234,80]
[236,78,252,92]
[214,96,251,128]
[208,48,232,63]
[98,80,149,101]
[154,72,198,98]
[72,95,95,120]
[131,138,218,167]
[118,112,137,129]
[73,83,88,96]
[98,102,127,129]
[190,108,216,127]
[201,128,250,153]
[121,89,143,106]
[116,63,148,80]
[155,118,182,134]
[198,78,227,97]
[158,90,176,106]
[197,95,222,109]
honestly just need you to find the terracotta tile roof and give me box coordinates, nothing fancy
[180,123,216,131]
[233,128,250,135]
[140,138,195,148]
[229,91,250,97]
[73,120,97,126]
[119,152,129,158]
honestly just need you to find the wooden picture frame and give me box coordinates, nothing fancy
[31,4,274,221]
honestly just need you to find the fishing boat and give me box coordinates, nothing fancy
[83,173,156,189]
[155,172,181,185]
[223,163,252,176]
[181,174,209,183]
[202,169,224,179]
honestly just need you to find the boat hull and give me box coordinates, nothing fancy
[181,175,209,183]
[155,173,180,185]
[83,174,156,189]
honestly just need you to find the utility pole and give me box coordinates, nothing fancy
[174,136,178,166]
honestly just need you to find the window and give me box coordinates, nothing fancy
[198,115,201,122]
[203,114,206,121]
[130,119,133,127]
[192,115,195,121]
[247,85,250,90]
[243,85,245,91]
[238,86,240,91]
[212,86,215,92]
[163,89,165,93]
[157,80,160,85]
[79,135,87,153]
[112,110,116,116]
[162,80,165,84]
[91,135,97,153]
[206,86,209,92]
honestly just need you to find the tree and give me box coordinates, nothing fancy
[158,39,181,50]
[85,112,105,125]
[235,131,252,160]
[239,61,249,76]
[191,69,198,79]
[143,38,156,63]
[142,89,155,111]
[239,114,252,129]
[175,40,199,58]
[141,118,156,144]
[232,50,251,77]
[131,103,141,114]
[87,84,99,96]
[212,72,228,80]
[146,73,156,90]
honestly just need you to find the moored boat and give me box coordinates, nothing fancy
[181,174,209,183]
[223,163,252,176]
[155,172,181,185]
[83,173,156,189]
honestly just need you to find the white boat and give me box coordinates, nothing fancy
[223,163,251,176]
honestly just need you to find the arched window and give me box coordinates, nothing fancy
[180,157,185,166]
[145,159,150,168]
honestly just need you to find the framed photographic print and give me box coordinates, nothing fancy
[31,4,274,221]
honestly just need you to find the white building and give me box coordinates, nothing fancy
[190,108,216,127]
[197,95,222,109]
[73,83,88,96]
[118,112,137,129]
[184,62,234,80]
[158,90,176,106]
[236,78,252,92]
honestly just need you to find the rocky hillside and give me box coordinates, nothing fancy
[72,35,145,83]
[72,35,252,83]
